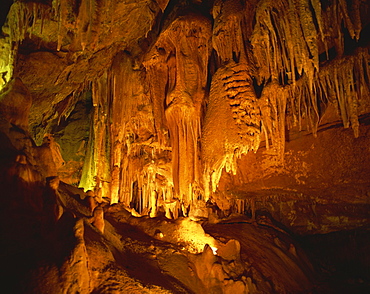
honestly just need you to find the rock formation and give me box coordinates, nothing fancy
[0,0,369,293]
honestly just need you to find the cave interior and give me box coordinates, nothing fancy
[0,0,370,293]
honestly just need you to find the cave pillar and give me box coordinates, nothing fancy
[165,15,211,206]
[165,89,199,204]
[145,14,211,210]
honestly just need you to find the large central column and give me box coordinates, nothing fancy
[145,13,212,208]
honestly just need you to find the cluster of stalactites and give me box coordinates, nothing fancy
[212,0,249,64]
[2,0,111,60]
[52,0,101,51]
[5,1,51,44]
[257,58,369,167]
[252,0,366,140]
[252,0,326,84]
[78,52,181,218]
[0,1,51,90]
[286,48,370,138]
[259,48,370,146]
[251,0,364,98]
[79,72,111,200]
[119,160,179,218]
[0,0,102,91]
[110,54,173,215]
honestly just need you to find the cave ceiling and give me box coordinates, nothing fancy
[0,0,370,234]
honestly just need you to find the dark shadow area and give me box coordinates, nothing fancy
[300,226,370,294]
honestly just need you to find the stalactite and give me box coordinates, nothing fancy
[251,0,362,85]
[75,0,90,51]
[337,0,360,41]
[167,15,210,204]
[93,74,111,198]
[212,0,247,64]
[251,0,367,158]
[54,0,63,51]
[79,110,96,192]
[106,51,176,215]
[79,73,111,199]
[260,81,287,159]
[297,0,320,70]
[251,0,322,84]
[259,47,369,158]
[310,0,325,48]
[284,48,370,138]
[144,52,170,148]
[164,87,203,205]
[0,1,50,89]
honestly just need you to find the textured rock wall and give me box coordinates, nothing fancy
[0,0,369,233]
[1,1,370,292]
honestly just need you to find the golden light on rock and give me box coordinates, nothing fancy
[0,0,369,293]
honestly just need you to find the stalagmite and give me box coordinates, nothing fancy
[85,192,97,216]
[6,153,43,212]
[92,206,105,234]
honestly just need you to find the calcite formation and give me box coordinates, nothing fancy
[145,13,212,210]
[0,0,369,292]
[202,61,262,195]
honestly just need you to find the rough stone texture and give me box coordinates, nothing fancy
[0,0,370,292]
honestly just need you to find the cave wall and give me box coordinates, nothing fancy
[0,0,369,233]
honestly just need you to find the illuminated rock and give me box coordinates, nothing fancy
[0,77,31,130]
[92,206,105,234]
[35,134,65,178]
[0,0,369,292]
